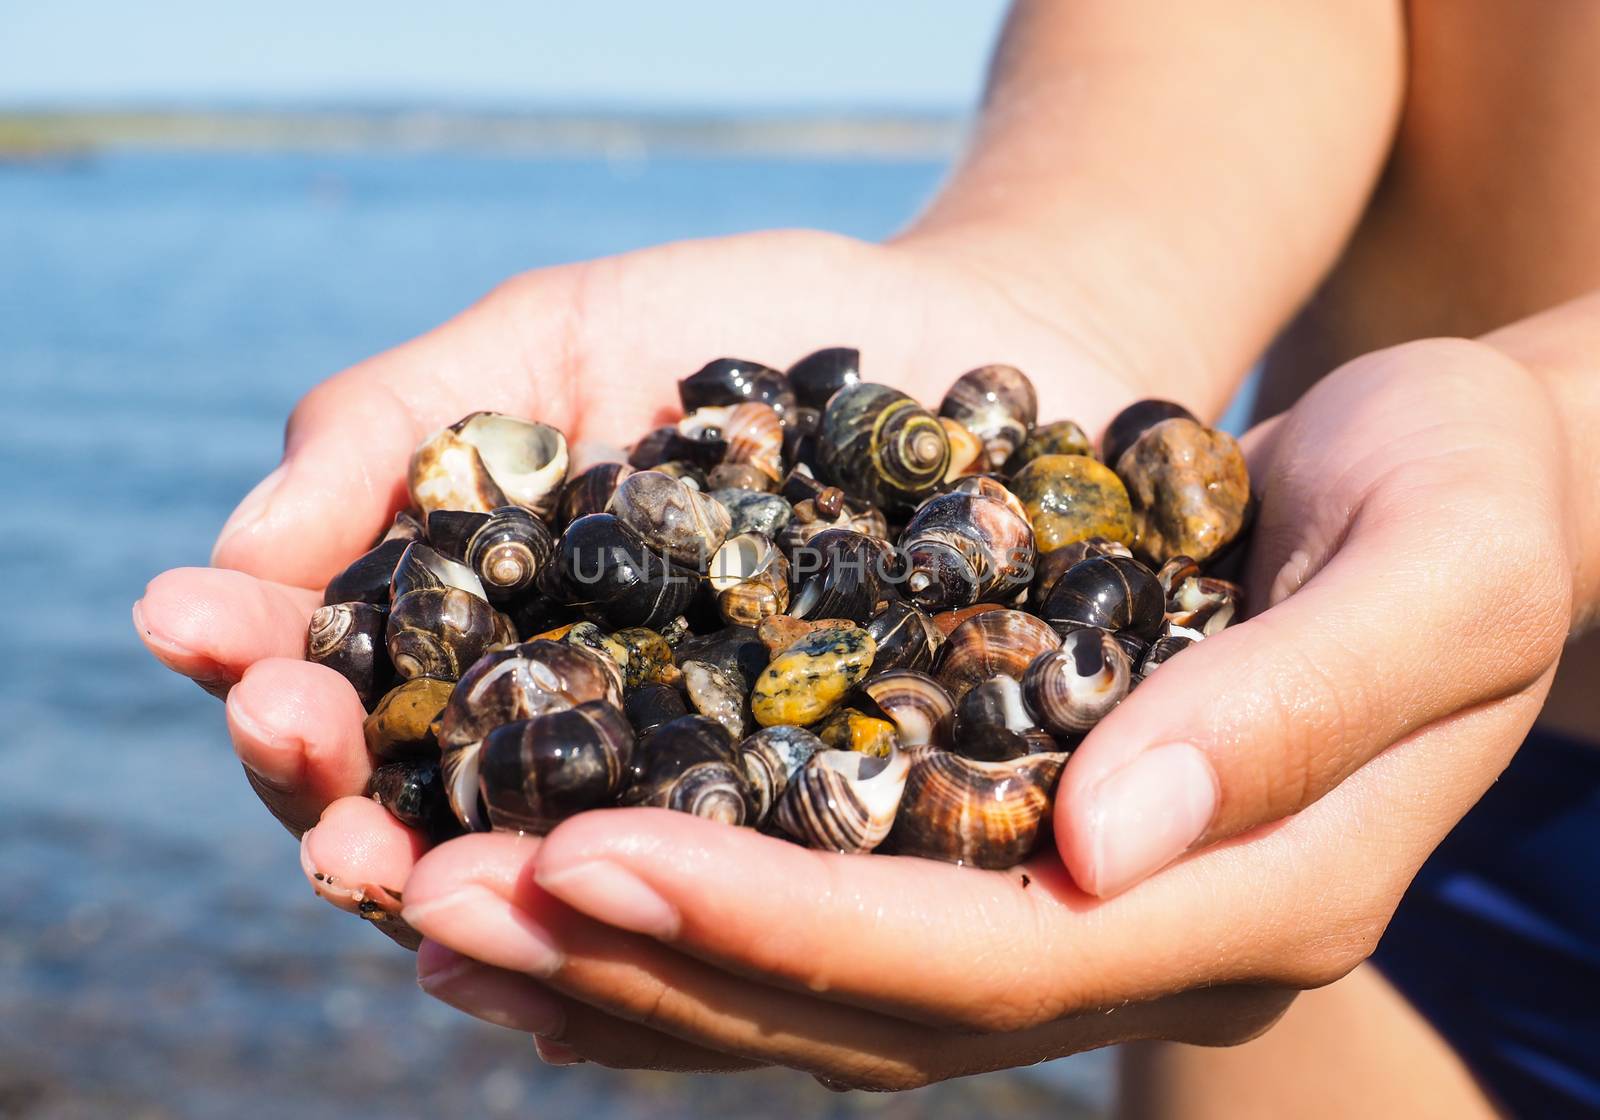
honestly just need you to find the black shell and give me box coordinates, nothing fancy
[817,383,951,514]
[323,538,409,606]
[384,588,505,683]
[557,462,634,528]
[390,541,488,602]
[621,715,753,825]
[678,357,796,421]
[1039,554,1165,641]
[938,364,1038,471]
[780,405,821,470]
[466,507,555,603]
[787,528,888,624]
[368,759,459,839]
[786,346,861,410]
[1100,398,1197,468]
[1028,537,1134,612]
[307,602,393,708]
[623,682,690,738]
[478,701,636,834]
[423,509,490,563]
[950,674,1052,761]
[865,600,943,674]
[1138,634,1195,679]
[898,491,1034,612]
[555,513,701,630]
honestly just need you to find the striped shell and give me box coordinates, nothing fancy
[897,491,1034,612]
[679,402,785,482]
[1020,629,1132,736]
[934,609,1061,700]
[938,365,1038,471]
[607,469,732,569]
[773,748,910,854]
[887,746,1066,868]
[817,383,950,513]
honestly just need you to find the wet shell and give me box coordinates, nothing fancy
[786,346,861,410]
[738,725,823,823]
[950,674,1052,761]
[898,491,1034,612]
[465,507,554,603]
[931,603,1008,637]
[1039,554,1165,641]
[478,701,635,834]
[622,715,753,825]
[787,528,889,624]
[422,509,489,563]
[384,588,505,683]
[1166,575,1242,636]
[682,659,749,740]
[607,470,732,569]
[307,602,393,708]
[1115,417,1250,565]
[1021,629,1132,736]
[708,533,791,625]
[1138,634,1194,679]
[672,625,770,694]
[1100,398,1197,468]
[750,623,877,727]
[363,676,454,762]
[706,462,775,493]
[390,541,489,602]
[565,623,679,691]
[678,357,795,421]
[773,748,909,854]
[779,491,890,551]
[938,365,1038,471]
[651,460,710,490]
[557,462,634,528]
[1028,537,1134,612]
[624,681,690,738]
[711,488,793,539]
[1010,454,1135,552]
[939,417,984,480]
[1006,419,1094,473]
[935,609,1061,700]
[678,402,785,482]
[555,513,701,630]
[948,475,1029,522]
[855,669,954,747]
[408,411,569,519]
[383,509,427,544]
[814,708,900,758]
[817,382,951,514]
[368,759,458,839]
[887,746,1066,869]
[756,614,838,657]
[864,600,943,674]
[323,538,410,606]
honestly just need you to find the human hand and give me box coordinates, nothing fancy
[394,338,1574,1085]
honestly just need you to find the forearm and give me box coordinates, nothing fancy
[1482,290,1600,633]
[897,0,1404,417]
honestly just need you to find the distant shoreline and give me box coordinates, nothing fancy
[0,107,968,160]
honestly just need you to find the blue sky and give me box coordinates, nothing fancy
[2,1,1010,111]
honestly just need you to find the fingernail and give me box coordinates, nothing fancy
[535,1037,586,1067]
[402,885,566,977]
[418,943,566,1037]
[212,463,289,564]
[1083,743,1218,897]
[536,861,679,940]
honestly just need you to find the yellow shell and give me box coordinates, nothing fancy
[814,708,900,758]
[1009,454,1134,551]
[750,624,877,727]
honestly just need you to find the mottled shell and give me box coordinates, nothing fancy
[622,715,753,825]
[385,588,506,683]
[307,601,393,708]
[556,462,634,529]
[1115,417,1250,565]
[390,541,489,602]
[787,528,889,624]
[466,507,555,603]
[738,725,823,823]
[678,357,795,420]
[856,669,954,747]
[817,383,951,513]
[368,759,457,839]
[363,676,454,762]
[1006,419,1094,472]
[750,623,877,727]
[786,346,861,410]
[1010,454,1135,552]
[682,659,749,741]
[814,708,900,758]
[773,748,909,854]
[864,600,944,674]
[1100,398,1197,468]
[478,701,635,834]
[323,538,410,606]
[555,513,701,630]
[564,623,679,691]
[898,491,1034,612]
[607,470,732,569]
[935,609,1061,700]
[678,401,785,482]
[938,365,1038,471]
[711,489,792,539]
[708,533,791,625]
[1021,629,1131,736]
[408,411,569,519]
[706,462,775,493]
[1039,554,1165,641]
[887,746,1066,869]
[939,417,984,480]
[950,674,1053,761]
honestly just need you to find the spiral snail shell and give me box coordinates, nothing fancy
[389,541,489,603]
[897,490,1034,612]
[854,669,954,748]
[934,608,1061,701]
[773,748,909,854]
[1021,628,1132,736]
[938,364,1038,471]
[864,600,943,675]
[408,411,569,519]
[1039,554,1165,641]
[385,587,508,683]
[950,674,1053,761]
[463,507,555,603]
[555,513,701,630]
[787,527,888,624]
[677,402,785,482]
[738,725,823,823]
[887,746,1066,869]
[307,601,393,708]
[708,532,791,626]
[622,715,753,825]
[817,383,951,514]
[607,469,732,569]
[557,462,634,529]
[478,700,635,834]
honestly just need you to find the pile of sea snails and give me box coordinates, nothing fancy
[305,352,1251,870]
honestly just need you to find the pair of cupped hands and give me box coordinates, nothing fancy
[135,230,1572,1087]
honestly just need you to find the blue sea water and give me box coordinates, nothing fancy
[0,150,1113,1118]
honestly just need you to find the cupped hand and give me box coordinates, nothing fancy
[393,338,1576,1085]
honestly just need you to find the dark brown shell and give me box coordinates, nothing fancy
[607,470,732,569]
[887,746,1066,868]
[1039,554,1165,641]
[935,609,1061,700]
[1021,629,1132,736]
[855,670,954,747]
[384,588,505,683]
[786,347,861,410]
[307,601,393,707]
[864,600,943,674]
[323,538,409,607]
[897,491,1034,612]
[950,675,1054,761]
[678,357,795,420]
[557,462,634,528]
[817,383,950,514]
[772,748,909,854]
[621,715,753,825]
[466,507,555,603]
[1100,398,1197,468]
[477,701,635,834]
[678,403,784,482]
[938,365,1038,471]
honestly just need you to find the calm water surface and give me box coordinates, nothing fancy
[0,151,1111,1118]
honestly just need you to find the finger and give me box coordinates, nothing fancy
[226,657,371,835]
[415,940,763,1072]
[301,795,428,928]
[134,567,321,697]
[404,835,1291,1088]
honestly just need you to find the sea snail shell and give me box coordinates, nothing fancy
[477,700,635,834]
[938,364,1038,471]
[773,748,910,854]
[408,411,569,519]
[887,746,1066,869]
